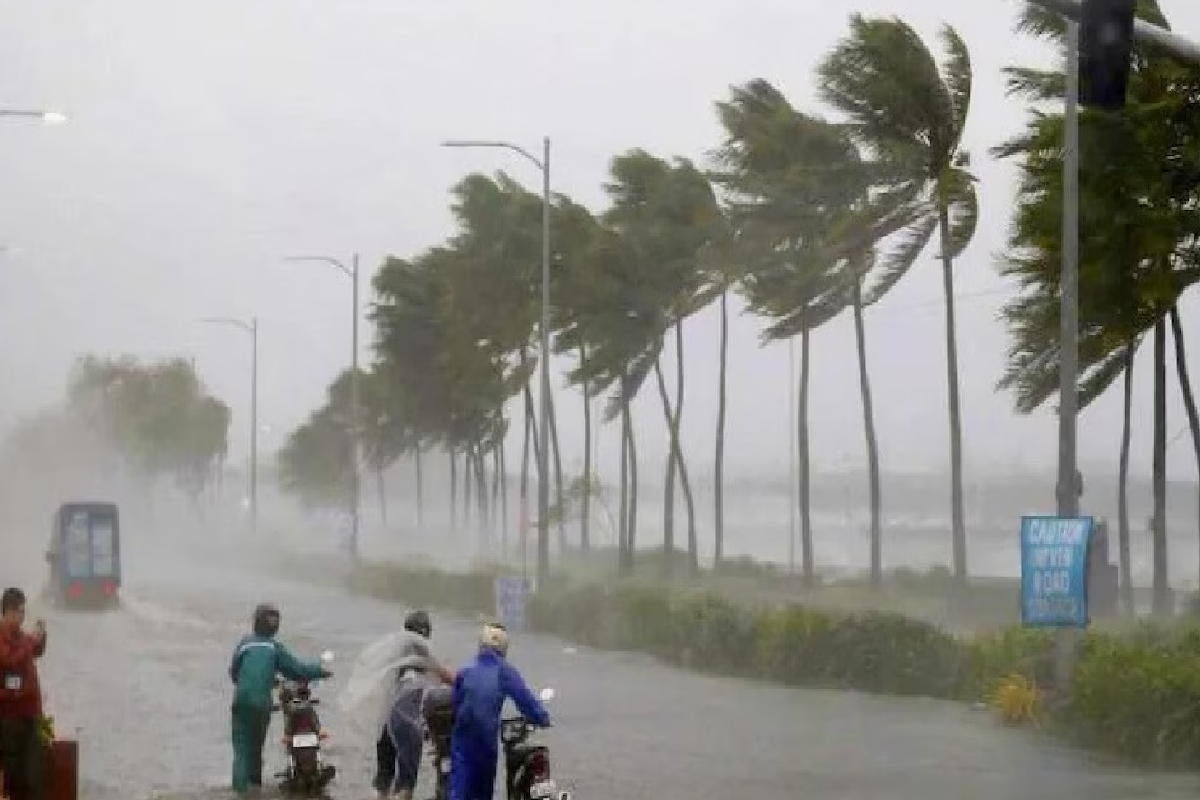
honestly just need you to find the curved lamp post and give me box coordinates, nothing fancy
[202,316,259,531]
[283,254,361,560]
[441,137,551,587]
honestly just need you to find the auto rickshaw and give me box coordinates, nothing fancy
[45,501,121,610]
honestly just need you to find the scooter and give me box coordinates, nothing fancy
[274,650,337,796]
[423,685,455,800]
[424,687,572,800]
[500,688,572,800]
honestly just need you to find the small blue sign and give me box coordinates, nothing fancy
[1019,515,1094,628]
[494,577,530,632]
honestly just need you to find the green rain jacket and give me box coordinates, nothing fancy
[229,634,326,711]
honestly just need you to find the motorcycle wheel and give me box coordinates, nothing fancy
[293,749,319,795]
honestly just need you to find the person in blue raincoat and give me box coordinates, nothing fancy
[228,603,331,794]
[449,621,550,800]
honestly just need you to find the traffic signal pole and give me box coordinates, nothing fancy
[1021,0,1198,688]
[1024,0,1200,67]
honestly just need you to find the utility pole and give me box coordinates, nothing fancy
[283,253,362,560]
[201,316,259,532]
[350,253,361,563]
[1054,21,1082,691]
[441,136,553,587]
[250,317,259,529]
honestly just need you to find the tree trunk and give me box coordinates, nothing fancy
[937,202,968,586]
[1152,318,1169,616]
[524,383,542,494]
[852,274,883,588]
[475,448,488,548]
[619,391,632,577]
[579,343,592,553]
[1117,342,1135,616]
[1169,307,1200,594]
[415,446,424,527]
[675,320,698,575]
[799,326,814,586]
[376,463,387,526]
[463,447,473,527]
[628,396,639,571]
[714,289,729,566]
[492,445,502,555]
[547,386,567,553]
[499,440,510,557]
[521,391,532,568]
[449,448,458,537]
[655,359,678,579]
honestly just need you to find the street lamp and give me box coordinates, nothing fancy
[202,316,259,531]
[0,109,67,124]
[441,136,552,587]
[283,253,361,560]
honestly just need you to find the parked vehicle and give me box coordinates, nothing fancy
[273,650,337,796]
[45,501,121,610]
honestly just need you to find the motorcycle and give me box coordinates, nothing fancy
[500,688,572,800]
[273,649,337,796]
[422,684,454,800]
[423,686,572,800]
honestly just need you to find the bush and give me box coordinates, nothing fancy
[1065,628,1200,766]
[306,556,1200,771]
[957,626,1057,701]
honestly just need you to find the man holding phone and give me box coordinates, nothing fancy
[0,587,47,800]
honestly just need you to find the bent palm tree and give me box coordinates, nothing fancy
[818,16,979,585]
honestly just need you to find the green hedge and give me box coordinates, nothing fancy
[289,555,1200,769]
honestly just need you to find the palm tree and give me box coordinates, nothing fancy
[711,79,926,585]
[599,150,721,576]
[567,223,658,575]
[818,16,979,586]
[547,196,607,552]
[994,0,1200,612]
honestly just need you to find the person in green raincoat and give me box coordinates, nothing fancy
[228,603,330,794]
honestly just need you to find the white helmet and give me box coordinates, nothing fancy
[479,621,509,656]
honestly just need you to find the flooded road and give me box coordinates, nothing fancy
[30,547,1198,800]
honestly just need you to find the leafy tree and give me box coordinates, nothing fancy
[602,149,723,577]
[712,79,928,585]
[278,405,353,511]
[818,14,979,586]
[993,0,1200,611]
[66,354,230,510]
[548,196,608,552]
[567,222,656,575]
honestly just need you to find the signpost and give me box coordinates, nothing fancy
[1020,515,1094,628]
[494,576,530,632]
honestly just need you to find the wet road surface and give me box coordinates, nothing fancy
[30,545,1200,800]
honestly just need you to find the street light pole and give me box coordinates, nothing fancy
[538,137,551,590]
[202,316,259,531]
[441,136,553,588]
[1052,19,1082,692]
[250,317,259,530]
[1058,22,1080,523]
[350,254,361,563]
[0,109,67,124]
[283,253,361,561]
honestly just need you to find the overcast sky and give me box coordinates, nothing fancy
[0,0,1198,486]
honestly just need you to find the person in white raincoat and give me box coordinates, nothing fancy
[340,610,453,800]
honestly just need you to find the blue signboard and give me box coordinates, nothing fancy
[1019,515,1093,628]
[494,577,530,632]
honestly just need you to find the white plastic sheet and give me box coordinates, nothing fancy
[338,631,418,736]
